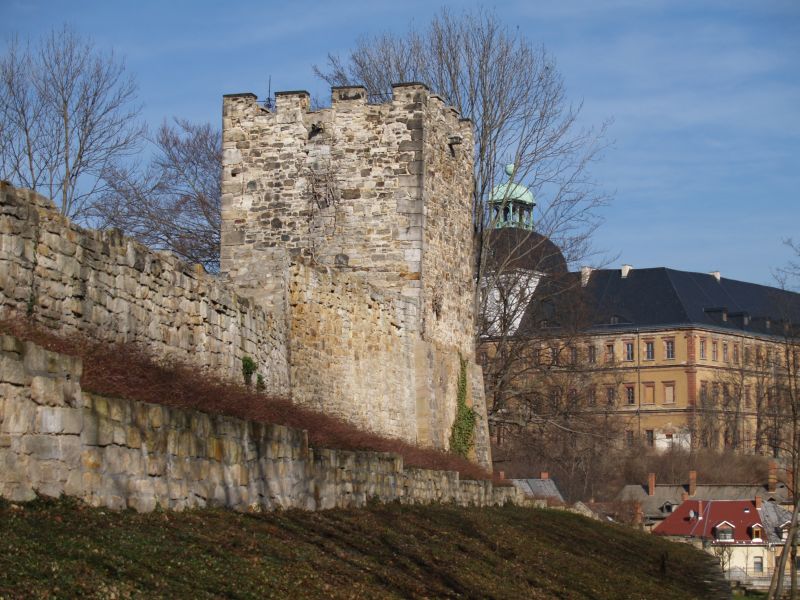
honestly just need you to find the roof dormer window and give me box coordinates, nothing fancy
[751,525,763,542]
[715,522,735,542]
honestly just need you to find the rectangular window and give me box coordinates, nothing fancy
[588,345,596,364]
[606,386,615,405]
[723,342,729,362]
[570,346,578,365]
[699,338,707,359]
[606,343,615,362]
[754,557,764,573]
[664,382,675,404]
[588,387,596,406]
[624,341,634,361]
[551,346,559,365]
[744,346,751,365]
[700,382,708,403]
[645,341,654,361]
[733,345,740,364]
[625,385,635,405]
[712,341,718,361]
[644,383,655,405]
[645,429,654,447]
[625,430,634,447]
[665,433,674,446]
[664,339,675,360]
[745,385,752,407]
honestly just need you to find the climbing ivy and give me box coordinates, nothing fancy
[449,355,475,457]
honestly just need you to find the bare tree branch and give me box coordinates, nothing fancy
[0,26,143,219]
[92,119,222,271]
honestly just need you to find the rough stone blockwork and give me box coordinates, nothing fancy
[0,182,289,392]
[222,85,491,467]
[0,335,527,511]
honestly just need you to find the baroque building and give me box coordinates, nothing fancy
[478,173,799,457]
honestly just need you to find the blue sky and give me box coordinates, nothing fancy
[3,0,798,284]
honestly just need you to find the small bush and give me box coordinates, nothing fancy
[241,356,257,386]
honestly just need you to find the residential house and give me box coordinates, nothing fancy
[618,468,791,531]
[653,497,793,589]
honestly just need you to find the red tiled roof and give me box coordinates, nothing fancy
[653,500,764,543]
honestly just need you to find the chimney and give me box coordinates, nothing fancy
[709,271,721,283]
[621,264,633,278]
[681,491,688,502]
[689,470,697,496]
[697,500,703,519]
[769,461,777,493]
[648,472,656,496]
[581,266,592,287]
[540,471,549,480]
[498,470,505,480]
[755,495,763,509]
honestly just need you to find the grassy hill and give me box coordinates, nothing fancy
[0,496,729,599]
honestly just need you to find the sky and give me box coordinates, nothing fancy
[2,0,798,285]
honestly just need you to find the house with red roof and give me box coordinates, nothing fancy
[653,497,792,589]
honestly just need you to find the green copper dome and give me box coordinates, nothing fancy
[489,164,535,205]
[488,164,536,230]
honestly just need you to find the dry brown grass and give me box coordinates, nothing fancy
[1,316,493,481]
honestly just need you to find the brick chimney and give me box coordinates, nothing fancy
[689,470,697,496]
[648,472,656,496]
[755,495,762,509]
[769,461,777,493]
[540,471,549,480]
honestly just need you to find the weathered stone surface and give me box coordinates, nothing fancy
[0,181,289,395]
[221,87,489,468]
[0,335,523,512]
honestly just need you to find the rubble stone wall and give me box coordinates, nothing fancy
[221,86,491,467]
[0,183,289,392]
[0,334,524,511]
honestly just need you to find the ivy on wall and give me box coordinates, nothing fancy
[449,355,475,457]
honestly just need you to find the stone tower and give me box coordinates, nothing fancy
[220,84,491,468]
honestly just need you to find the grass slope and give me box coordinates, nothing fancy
[0,497,728,599]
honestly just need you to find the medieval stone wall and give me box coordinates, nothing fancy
[287,262,419,439]
[0,182,289,392]
[0,334,525,511]
[220,85,490,467]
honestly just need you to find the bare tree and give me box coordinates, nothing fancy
[760,255,800,599]
[314,7,610,292]
[315,6,611,477]
[0,26,142,219]
[93,119,222,271]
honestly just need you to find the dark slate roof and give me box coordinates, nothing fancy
[618,483,791,522]
[581,267,800,335]
[485,228,568,274]
[510,478,565,502]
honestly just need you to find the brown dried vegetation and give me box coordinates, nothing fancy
[1,316,494,481]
